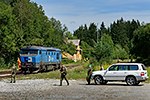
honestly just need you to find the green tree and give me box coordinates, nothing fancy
[73,23,97,47]
[108,18,141,59]
[0,3,20,64]
[0,0,17,7]
[132,23,150,65]
[109,18,129,47]
[93,34,114,63]
[113,44,129,60]
[81,41,93,59]
[50,17,68,46]
[73,24,88,42]
[88,22,97,45]
[64,31,77,39]
[99,22,108,39]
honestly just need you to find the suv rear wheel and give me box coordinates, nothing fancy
[94,76,103,85]
[126,77,136,86]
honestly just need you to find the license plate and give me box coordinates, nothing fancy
[26,63,31,65]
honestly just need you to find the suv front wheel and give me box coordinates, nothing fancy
[126,77,136,86]
[94,76,103,85]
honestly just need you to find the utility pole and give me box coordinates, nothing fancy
[101,29,103,47]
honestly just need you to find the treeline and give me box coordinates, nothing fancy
[74,18,150,65]
[0,0,150,68]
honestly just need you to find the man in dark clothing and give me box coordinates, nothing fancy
[10,64,17,83]
[60,64,69,86]
[86,64,93,85]
[100,64,104,71]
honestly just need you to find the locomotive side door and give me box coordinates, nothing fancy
[41,50,47,63]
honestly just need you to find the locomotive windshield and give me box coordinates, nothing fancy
[20,50,38,55]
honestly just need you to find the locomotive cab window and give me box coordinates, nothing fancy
[20,50,38,55]
[39,50,41,54]
[57,53,59,59]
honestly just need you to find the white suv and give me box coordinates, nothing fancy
[91,63,149,86]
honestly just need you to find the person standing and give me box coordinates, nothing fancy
[100,65,104,71]
[84,58,86,62]
[60,64,69,86]
[117,59,120,63]
[17,57,21,71]
[86,64,93,85]
[10,64,17,83]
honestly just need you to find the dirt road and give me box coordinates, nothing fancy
[0,79,150,100]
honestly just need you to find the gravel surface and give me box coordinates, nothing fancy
[0,79,150,100]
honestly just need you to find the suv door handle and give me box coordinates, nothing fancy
[124,72,127,74]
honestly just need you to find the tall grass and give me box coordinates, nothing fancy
[16,63,88,80]
[67,66,87,79]
[6,62,150,84]
[145,67,150,83]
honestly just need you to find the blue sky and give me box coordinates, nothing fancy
[31,0,150,32]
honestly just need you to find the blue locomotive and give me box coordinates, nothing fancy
[19,46,61,73]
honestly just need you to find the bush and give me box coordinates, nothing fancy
[113,44,129,60]
[99,57,112,65]
[136,57,150,66]
[82,63,90,69]
[0,57,7,69]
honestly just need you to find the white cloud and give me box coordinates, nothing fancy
[58,10,150,32]
[31,0,150,32]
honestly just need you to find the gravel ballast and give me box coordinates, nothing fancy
[0,79,150,100]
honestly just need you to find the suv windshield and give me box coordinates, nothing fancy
[20,50,38,55]
[109,65,119,71]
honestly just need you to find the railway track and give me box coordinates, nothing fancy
[0,64,83,79]
[0,70,24,78]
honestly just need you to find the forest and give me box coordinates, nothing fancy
[0,0,150,68]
